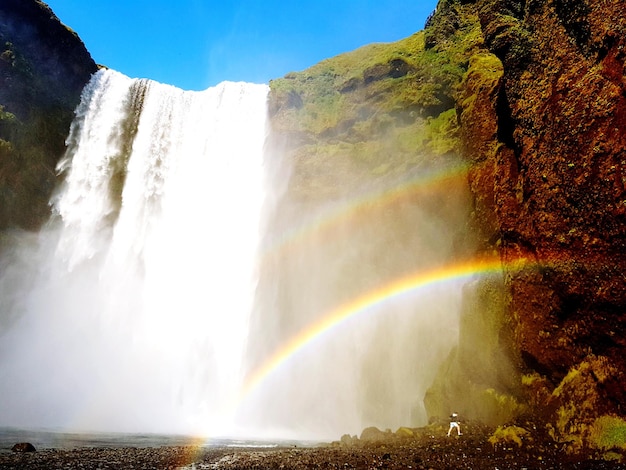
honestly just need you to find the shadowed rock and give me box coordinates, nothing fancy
[12,442,36,452]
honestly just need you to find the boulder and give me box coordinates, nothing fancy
[11,442,36,452]
[359,426,392,442]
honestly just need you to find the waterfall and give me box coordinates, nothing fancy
[0,70,269,435]
[0,68,473,441]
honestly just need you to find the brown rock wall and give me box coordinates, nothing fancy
[462,0,626,417]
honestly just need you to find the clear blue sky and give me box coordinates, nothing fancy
[44,0,438,91]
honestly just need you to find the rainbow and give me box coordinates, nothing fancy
[259,162,471,263]
[240,254,529,400]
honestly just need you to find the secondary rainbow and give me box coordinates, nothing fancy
[259,162,471,263]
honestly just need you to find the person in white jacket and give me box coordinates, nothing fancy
[447,412,462,436]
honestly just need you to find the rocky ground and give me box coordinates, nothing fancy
[0,423,624,469]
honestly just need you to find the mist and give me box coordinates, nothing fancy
[0,68,476,441]
[242,134,475,438]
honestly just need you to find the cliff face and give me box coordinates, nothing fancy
[450,0,626,449]
[269,0,626,450]
[466,0,626,370]
[0,0,97,230]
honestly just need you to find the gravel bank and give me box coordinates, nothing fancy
[0,423,624,469]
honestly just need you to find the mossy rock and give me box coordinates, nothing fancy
[590,416,626,453]
[395,426,415,438]
[546,355,623,454]
[488,424,531,448]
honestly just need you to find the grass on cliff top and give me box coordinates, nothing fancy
[272,32,427,93]
[270,31,467,131]
[269,5,482,144]
[267,2,483,197]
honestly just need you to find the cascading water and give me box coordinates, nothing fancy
[0,69,269,435]
[0,68,474,441]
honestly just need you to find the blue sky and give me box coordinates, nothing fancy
[44,0,439,91]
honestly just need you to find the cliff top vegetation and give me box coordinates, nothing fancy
[267,0,482,200]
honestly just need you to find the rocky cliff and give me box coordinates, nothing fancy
[0,0,97,231]
[450,0,626,452]
[268,0,626,454]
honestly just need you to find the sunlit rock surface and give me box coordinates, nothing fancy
[449,0,626,447]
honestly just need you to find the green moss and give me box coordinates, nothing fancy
[424,108,460,155]
[601,452,624,462]
[465,52,503,83]
[546,356,622,454]
[488,425,530,447]
[268,9,484,201]
[553,356,615,399]
[269,22,475,138]
[395,426,415,438]
[590,416,626,451]
[270,32,430,131]
[480,388,526,423]
[0,105,17,122]
[521,373,538,386]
